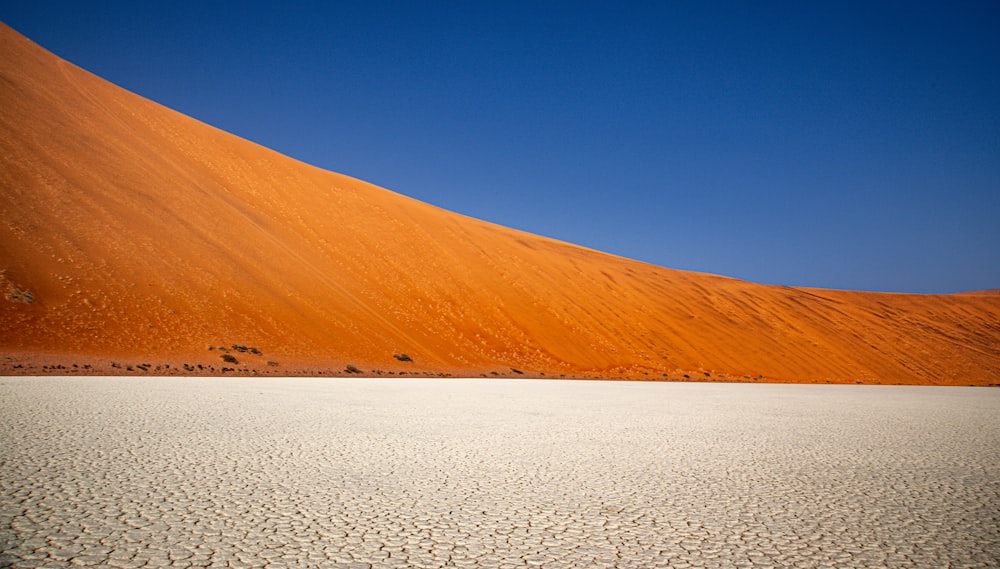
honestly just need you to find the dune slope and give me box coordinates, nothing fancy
[1,23,997,384]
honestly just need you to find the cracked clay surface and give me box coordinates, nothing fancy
[1,377,998,568]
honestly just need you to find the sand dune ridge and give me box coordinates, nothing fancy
[1,22,997,384]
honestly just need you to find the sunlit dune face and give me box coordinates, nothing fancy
[1,22,997,384]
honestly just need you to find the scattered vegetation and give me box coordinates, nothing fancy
[393,353,413,362]
[212,343,262,356]
[345,364,361,374]
[206,342,265,368]
[510,368,524,375]
[267,360,279,367]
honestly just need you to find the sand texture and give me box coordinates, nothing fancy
[1,23,998,383]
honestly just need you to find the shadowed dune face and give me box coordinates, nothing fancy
[1,23,998,384]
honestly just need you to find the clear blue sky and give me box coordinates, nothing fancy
[3,2,998,293]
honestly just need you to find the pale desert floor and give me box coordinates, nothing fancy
[1,377,998,568]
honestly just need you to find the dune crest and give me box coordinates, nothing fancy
[1,23,997,384]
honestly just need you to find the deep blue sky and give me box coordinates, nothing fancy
[3,2,998,293]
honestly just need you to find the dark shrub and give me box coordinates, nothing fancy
[5,288,34,303]
[221,354,238,364]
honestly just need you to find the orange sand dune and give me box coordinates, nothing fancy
[1,23,997,384]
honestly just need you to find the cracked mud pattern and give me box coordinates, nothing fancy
[1,378,998,568]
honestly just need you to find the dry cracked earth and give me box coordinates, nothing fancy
[1,377,998,569]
